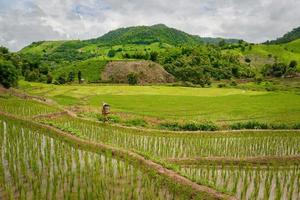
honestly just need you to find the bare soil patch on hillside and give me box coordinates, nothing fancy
[101,61,175,84]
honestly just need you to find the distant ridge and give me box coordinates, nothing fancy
[265,26,300,44]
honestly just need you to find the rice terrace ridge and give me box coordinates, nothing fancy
[0,0,300,199]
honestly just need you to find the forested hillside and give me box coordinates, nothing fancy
[265,26,300,44]
[0,24,298,87]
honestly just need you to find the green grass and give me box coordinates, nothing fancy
[52,58,107,82]
[51,95,80,106]
[89,93,300,124]
[242,39,300,67]
[19,40,66,54]
[0,95,59,117]
[18,81,300,126]
[19,81,264,97]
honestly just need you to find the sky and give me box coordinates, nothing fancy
[0,0,299,51]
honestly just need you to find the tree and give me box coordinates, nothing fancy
[26,70,39,82]
[57,73,67,84]
[240,46,245,52]
[127,73,138,85]
[289,60,297,69]
[107,49,116,57]
[68,71,74,82]
[0,46,9,54]
[262,63,287,77]
[150,51,158,62]
[47,74,53,84]
[78,71,82,84]
[218,39,226,47]
[286,60,298,75]
[245,58,251,63]
[0,60,18,88]
[39,65,49,75]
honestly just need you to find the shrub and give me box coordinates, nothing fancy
[98,114,120,123]
[125,119,147,127]
[254,76,263,84]
[218,83,226,88]
[245,58,251,63]
[159,122,181,131]
[270,123,289,129]
[107,49,116,57]
[47,74,53,84]
[127,73,138,85]
[230,81,237,86]
[293,123,300,129]
[230,121,269,129]
[181,122,218,131]
[160,121,218,131]
[57,73,67,84]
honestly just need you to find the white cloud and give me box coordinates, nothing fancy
[0,0,299,51]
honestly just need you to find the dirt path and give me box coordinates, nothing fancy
[0,112,236,200]
[165,155,300,165]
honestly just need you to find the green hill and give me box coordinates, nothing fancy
[88,24,203,46]
[15,24,300,85]
[241,39,300,67]
[265,26,300,44]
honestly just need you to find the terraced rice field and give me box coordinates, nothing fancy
[40,115,300,159]
[0,92,299,199]
[0,115,208,200]
[180,164,300,200]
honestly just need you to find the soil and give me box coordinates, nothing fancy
[101,60,175,84]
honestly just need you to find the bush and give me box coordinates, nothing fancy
[125,119,147,127]
[47,74,53,84]
[293,123,300,129]
[98,114,120,123]
[245,58,251,63]
[57,73,67,84]
[230,121,269,129]
[230,81,237,86]
[254,76,263,84]
[160,121,218,131]
[217,83,226,88]
[270,123,289,129]
[181,122,218,131]
[159,122,181,131]
[107,49,116,57]
[127,73,138,85]
[26,70,39,82]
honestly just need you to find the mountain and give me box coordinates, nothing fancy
[265,26,300,44]
[87,24,203,46]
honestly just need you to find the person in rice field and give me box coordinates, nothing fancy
[102,102,110,122]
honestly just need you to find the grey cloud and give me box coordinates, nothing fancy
[0,0,299,51]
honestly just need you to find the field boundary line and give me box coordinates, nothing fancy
[0,112,237,200]
[69,115,300,134]
[165,155,300,165]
